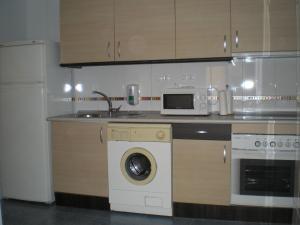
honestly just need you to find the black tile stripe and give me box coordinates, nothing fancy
[173,202,293,224]
[55,192,109,211]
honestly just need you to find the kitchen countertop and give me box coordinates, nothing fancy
[48,111,298,124]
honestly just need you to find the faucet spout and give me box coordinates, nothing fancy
[92,90,113,115]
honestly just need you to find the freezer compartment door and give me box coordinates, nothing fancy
[0,44,45,83]
[0,84,53,203]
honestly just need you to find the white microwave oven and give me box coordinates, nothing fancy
[160,87,209,115]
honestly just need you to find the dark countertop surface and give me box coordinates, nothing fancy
[48,111,298,124]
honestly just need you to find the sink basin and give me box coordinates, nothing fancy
[76,112,102,118]
[113,112,145,118]
[75,111,145,119]
[75,110,109,118]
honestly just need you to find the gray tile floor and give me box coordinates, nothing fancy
[1,200,287,225]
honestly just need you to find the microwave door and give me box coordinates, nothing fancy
[163,94,194,109]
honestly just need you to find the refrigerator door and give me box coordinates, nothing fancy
[0,83,53,203]
[0,187,2,225]
[0,43,45,83]
[0,202,2,225]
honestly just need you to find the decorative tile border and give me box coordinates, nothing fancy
[54,96,299,102]
[70,96,160,101]
[233,96,297,101]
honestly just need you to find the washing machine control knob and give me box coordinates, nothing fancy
[156,130,165,140]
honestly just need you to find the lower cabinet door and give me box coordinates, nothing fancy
[52,121,108,197]
[173,139,231,205]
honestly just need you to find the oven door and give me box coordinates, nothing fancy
[231,157,295,208]
[240,159,295,197]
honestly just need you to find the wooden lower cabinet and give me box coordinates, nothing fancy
[173,139,231,205]
[52,121,108,197]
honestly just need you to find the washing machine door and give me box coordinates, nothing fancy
[121,147,157,185]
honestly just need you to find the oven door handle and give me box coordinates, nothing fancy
[223,145,226,163]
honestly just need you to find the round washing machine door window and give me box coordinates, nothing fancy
[126,153,151,180]
[121,147,157,185]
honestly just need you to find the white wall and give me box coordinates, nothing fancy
[0,0,59,42]
[0,0,27,41]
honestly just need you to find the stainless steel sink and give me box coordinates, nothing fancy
[76,113,101,118]
[75,111,145,119]
[112,112,145,118]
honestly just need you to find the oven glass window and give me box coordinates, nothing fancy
[163,94,194,109]
[240,159,295,197]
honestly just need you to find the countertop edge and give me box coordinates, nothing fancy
[47,115,298,124]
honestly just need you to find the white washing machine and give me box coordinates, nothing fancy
[107,123,172,216]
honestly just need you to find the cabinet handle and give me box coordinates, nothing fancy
[223,145,227,163]
[100,127,103,144]
[235,30,239,48]
[117,41,121,58]
[223,35,227,53]
[106,41,111,58]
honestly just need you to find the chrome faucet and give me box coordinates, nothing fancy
[92,90,121,116]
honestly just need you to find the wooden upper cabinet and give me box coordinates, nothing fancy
[114,0,175,61]
[60,0,114,64]
[231,0,297,53]
[175,0,231,59]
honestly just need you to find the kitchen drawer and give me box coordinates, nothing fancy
[172,123,231,140]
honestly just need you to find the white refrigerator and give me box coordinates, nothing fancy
[0,187,2,225]
[0,41,73,203]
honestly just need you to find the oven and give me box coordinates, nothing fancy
[231,134,299,208]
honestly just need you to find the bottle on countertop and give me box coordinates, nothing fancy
[226,84,233,115]
[218,90,228,115]
[126,84,140,105]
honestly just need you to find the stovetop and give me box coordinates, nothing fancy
[233,112,297,120]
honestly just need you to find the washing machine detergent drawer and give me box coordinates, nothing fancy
[109,189,171,208]
[109,189,172,216]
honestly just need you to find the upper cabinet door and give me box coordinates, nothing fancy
[176,0,231,59]
[115,0,175,61]
[231,0,297,53]
[60,0,114,64]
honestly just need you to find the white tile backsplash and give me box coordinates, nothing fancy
[274,58,297,111]
[274,58,297,96]
[72,57,298,113]
[243,58,276,111]
[228,59,243,111]
[151,63,182,96]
